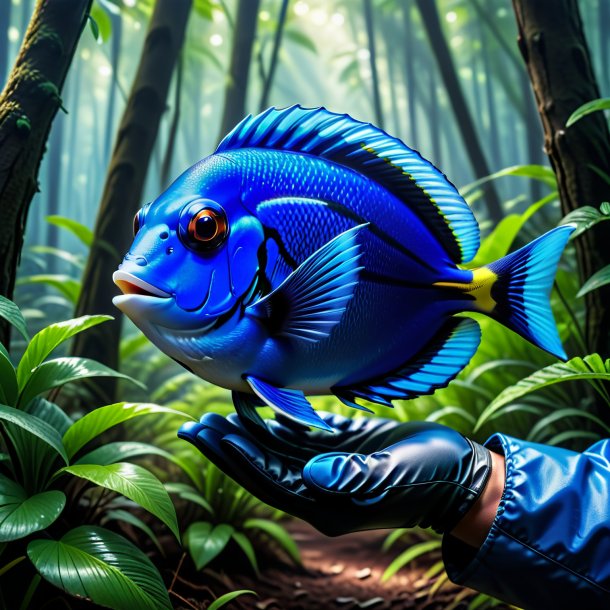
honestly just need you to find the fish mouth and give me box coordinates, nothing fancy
[113,270,171,299]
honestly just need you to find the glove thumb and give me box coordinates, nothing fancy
[303,451,386,495]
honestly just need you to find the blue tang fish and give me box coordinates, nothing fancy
[113,106,573,432]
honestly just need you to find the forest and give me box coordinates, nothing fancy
[0,0,610,608]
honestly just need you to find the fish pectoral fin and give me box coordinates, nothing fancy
[245,375,333,432]
[246,224,366,342]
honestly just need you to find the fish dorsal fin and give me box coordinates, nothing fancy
[216,106,479,264]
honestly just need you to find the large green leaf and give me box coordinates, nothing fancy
[46,215,94,247]
[76,441,200,487]
[566,97,610,127]
[577,264,610,298]
[103,509,163,555]
[560,203,610,239]
[243,518,301,565]
[185,521,234,570]
[0,344,17,405]
[17,315,112,389]
[28,525,171,610]
[231,531,259,574]
[0,296,29,342]
[63,402,192,460]
[18,357,144,408]
[468,192,556,268]
[0,474,65,541]
[16,274,81,304]
[460,164,557,196]
[61,463,180,540]
[0,404,68,464]
[475,355,610,431]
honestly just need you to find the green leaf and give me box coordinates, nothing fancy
[0,296,29,342]
[103,509,164,555]
[231,531,259,575]
[475,355,610,432]
[16,274,81,304]
[577,264,610,298]
[63,402,192,460]
[76,441,201,487]
[90,4,112,42]
[29,245,84,268]
[527,408,610,443]
[119,332,151,361]
[460,164,557,196]
[185,521,234,570]
[0,404,68,464]
[28,525,171,610]
[382,528,408,552]
[61,463,180,541]
[243,518,301,565]
[566,97,610,127]
[468,192,556,268]
[18,357,143,409]
[560,203,610,239]
[208,590,257,610]
[284,28,317,54]
[382,540,441,582]
[45,215,94,247]
[0,474,65,541]
[17,315,112,389]
[0,344,17,405]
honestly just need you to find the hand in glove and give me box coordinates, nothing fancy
[178,412,494,538]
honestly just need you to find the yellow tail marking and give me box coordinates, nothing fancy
[434,267,498,313]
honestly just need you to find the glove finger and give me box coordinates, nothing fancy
[220,434,316,517]
[199,412,242,436]
[178,422,236,477]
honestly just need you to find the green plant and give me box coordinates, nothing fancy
[0,300,194,610]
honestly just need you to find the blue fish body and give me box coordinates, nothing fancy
[113,106,574,431]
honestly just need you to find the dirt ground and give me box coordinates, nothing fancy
[170,522,510,610]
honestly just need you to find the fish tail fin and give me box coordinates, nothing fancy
[476,225,575,360]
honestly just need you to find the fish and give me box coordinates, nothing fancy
[113,105,574,432]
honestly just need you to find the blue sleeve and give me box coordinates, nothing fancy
[442,434,610,609]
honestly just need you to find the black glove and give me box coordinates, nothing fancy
[178,412,491,536]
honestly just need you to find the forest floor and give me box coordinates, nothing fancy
[170,522,510,610]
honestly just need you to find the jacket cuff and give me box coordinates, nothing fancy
[442,434,610,609]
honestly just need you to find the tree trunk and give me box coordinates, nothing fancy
[160,52,183,189]
[258,0,288,112]
[103,9,122,162]
[72,0,192,406]
[362,0,383,129]
[217,0,259,142]
[512,0,610,358]
[415,0,502,222]
[0,0,11,88]
[0,0,93,347]
[402,2,418,147]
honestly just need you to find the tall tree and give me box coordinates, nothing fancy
[512,0,610,357]
[415,0,502,221]
[0,0,93,347]
[72,0,192,405]
[104,8,122,162]
[0,0,10,87]
[217,0,260,142]
[362,0,384,129]
[258,0,288,112]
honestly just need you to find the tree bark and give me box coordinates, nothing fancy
[217,0,259,142]
[258,0,288,112]
[0,0,11,88]
[415,0,503,222]
[512,0,610,357]
[72,0,191,406]
[362,0,383,129]
[0,0,93,347]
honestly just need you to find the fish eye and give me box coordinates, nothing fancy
[179,200,228,251]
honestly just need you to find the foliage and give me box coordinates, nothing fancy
[0,302,193,609]
[566,97,610,127]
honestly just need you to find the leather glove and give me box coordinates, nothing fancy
[178,412,491,536]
